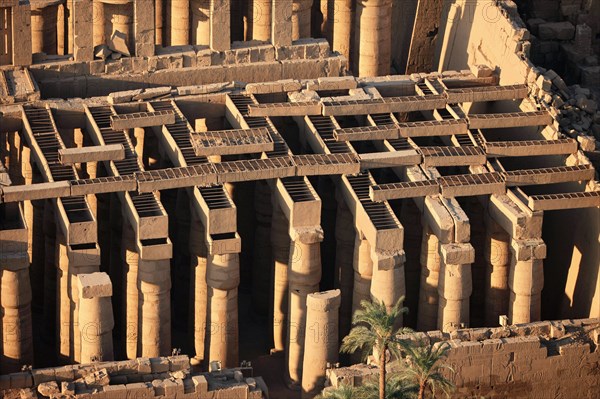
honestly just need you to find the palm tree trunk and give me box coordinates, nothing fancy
[418,382,426,399]
[379,345,386,399]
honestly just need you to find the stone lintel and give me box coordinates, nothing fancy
[440,243,475,265]
[440,197,470,243]
[77,272,113,299]
[58,144,125,165]
[488,194,542,240]
[511,239,547,261]
[423,196,454,244]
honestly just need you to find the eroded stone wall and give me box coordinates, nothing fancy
[326,318,600,399]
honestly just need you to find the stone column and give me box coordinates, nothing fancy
[93,0,105,47]
[437,243,474,332]
[271,204,290,353]
[206,253,240,368]
[484,217,510,326]
[155,0,164,45]
[121,222,139,359]
[189,212,208,366]
[416,224,440,331]
[332,0,352,63]
[370,251,406,322]
[57,3,65,54]
[138,259,171,357]
[73,0,94,61]
[191,0,210,45]
[56,232,71,363]
[292,0,312,40]
[301,290,341,398]
[170,0,190,45]
[249,0,272,41]
[253,181,272,316]
[11,4,32,66]
[31,2,60,55]
[333,197,354,341]
[286,228,322,387]
[399,200,422,328]
[42,201,56,346]
[105,1,134,53]
[0,248,33,374]
[210,0,230,51]
[509,256,543,325]
[77,272,114,363]
[351,235,372,315]
[134,0,155,57]
[272,0,292,46]
[354,0,392,76]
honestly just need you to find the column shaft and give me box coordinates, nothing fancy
[416,225,440,331]
[334,198,354,340]
[332,0,352,63]
[31,5,59,54]
[78,273,114,363]
[292,0,313,40]
[252,181,272,316]
[355,0,392,76]
[351,236,372,315]
[206,253,240,368]
[249,0,272,41]
[122,222,139,359]
[437,261,472,332]
[189,214,208,365]
[509,258,543,324]
[0,266,33,374]
[484,220,510,326]
[271,204,290,352]
[93,0,105,47]
[370,253,406,324]
[138,259,172,357]
[301,290,341,398]
[286,236,322,387]
[170,0,190,45]
[191,0,210,45]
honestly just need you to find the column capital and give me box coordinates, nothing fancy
[371,249,405,270]
[439,243,475,265]
[290,226,323,244]
[77,272,112,299]
[306,289,341,312]
[511,239,547,261]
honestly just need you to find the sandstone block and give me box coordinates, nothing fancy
[77,272,112,299]
[538,22,575,40]
[150,358,169,374]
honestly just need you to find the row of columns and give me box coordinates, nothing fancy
[416,214,545,332]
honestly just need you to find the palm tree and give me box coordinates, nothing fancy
[316,384,357,399]
[340,297,412,399]
[398,340,454,399]
[357,374,418,399]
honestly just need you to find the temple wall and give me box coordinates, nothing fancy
[327,318,600,399]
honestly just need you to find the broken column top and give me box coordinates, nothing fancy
[77,272,113,299]
[307,289,342,311]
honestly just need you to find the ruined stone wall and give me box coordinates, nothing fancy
[438,0,600,321]
[0,355,267,399]
[29,39,346,99]
[326,319,600,399]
